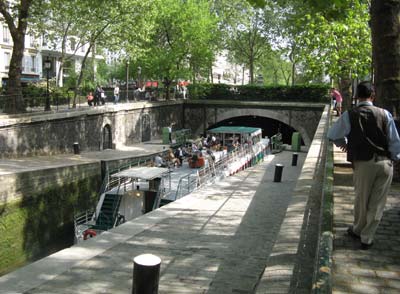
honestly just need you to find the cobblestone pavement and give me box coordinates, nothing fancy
[332,147,400,294]
[0,151,307,293]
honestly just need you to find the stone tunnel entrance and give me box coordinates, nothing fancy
[207,115,303,145]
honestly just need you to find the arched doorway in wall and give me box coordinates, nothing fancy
[102,124,112,149]
[141,114,151,142]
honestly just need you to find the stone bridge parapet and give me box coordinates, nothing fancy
[183,100,326,146]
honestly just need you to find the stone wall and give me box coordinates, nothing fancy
[0,102,184,158]
[0,152,163,276]
[0,163,101,276]
[183,101,324,146]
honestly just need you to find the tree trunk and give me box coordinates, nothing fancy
[339,77,352,111]
[5,32,25,113]
[73,43,93,107]
[370,0,400,118]
[163,78,172,100]
[0,0,32,113]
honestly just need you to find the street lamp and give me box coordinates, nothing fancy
[137,66,142,101]
[44,57,51,111]
[126,60,130,102]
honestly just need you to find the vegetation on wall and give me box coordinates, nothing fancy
[0,177,100,276]
[188,83,330,102]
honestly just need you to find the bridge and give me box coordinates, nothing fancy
[0,100,325,158]
[183,100,325,146]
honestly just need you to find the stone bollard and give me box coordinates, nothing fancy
[132,254,161,294]
[292,153,298,166]
[273,164,284,182]
[73,142,80,154]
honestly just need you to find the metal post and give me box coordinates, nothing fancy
[126,60,130,102]
[45,70,50,110]
[273,164,284,182]
[44,58,51,111]
[292,153,298,166]
[132,254,161,294]
[137,66,141,101]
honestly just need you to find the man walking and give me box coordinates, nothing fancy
[114,84,120,104]
[328,81,400,249]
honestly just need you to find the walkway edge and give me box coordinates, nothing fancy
[255,104,331,293]
[312,135,334,293]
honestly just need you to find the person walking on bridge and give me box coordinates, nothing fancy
[331,87,343,116]
[328,81,400,249]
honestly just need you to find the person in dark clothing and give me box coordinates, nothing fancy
[94,85,102,106]
[328,81,400,250]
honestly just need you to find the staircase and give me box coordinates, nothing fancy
[93,193,122,231]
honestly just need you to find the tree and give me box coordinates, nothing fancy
[223,1,277,84]
[143,0,219,99]
[371,0,400,117]
[0,0,34,113]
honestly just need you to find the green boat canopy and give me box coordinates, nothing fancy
[207,126,262,136]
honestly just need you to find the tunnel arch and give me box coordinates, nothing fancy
[207,115,301,145]
[195,108,311,145]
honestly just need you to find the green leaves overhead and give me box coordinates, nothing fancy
[143,0,219,84]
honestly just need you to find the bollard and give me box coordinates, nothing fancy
[292,153,298,166]
[132,254,161,294]
[273,164,284,182]
[73,142,80,154]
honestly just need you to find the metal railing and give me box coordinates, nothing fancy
[158,142,267,205]
[0,89,188,114]
[73,210,95,243]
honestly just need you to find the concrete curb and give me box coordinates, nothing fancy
[312,139,334,293]
[255,104,331,293]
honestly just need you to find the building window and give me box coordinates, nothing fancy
[23,55,36,73]
[4,52,10,70]
[70,38,76,51]
[3,26,10,43]
[31,55,36,72]
[29,34,36,47]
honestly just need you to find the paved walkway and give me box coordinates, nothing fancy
[0,142,169,175]
[0,151,307,293]
[332,146,400,293]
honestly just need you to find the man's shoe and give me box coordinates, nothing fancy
[360,242,373,250]
[347,227,360,240]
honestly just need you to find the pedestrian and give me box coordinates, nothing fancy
[330,87,343,116]
[327,81,400,250]
[87,91,94,106]
[113,84,120,104]
[168,124,172,143]
[94,85,102,106]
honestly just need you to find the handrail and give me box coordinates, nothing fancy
[169,142,267,204]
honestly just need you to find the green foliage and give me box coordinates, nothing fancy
[189,83,330,102]
[273,0,371,83]
[140,0,219,93]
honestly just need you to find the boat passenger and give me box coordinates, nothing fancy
[154,154,167,167]
[168,148,181,167]
[174,147,184,165]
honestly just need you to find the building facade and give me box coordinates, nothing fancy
[0,24,100,88]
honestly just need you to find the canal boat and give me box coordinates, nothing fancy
[74,127,273,242]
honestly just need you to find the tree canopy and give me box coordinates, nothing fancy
[2,0,399,114]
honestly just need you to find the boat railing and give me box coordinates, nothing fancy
[74,210,95,242]
[168,143,266,204]
[174,172,198,200]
